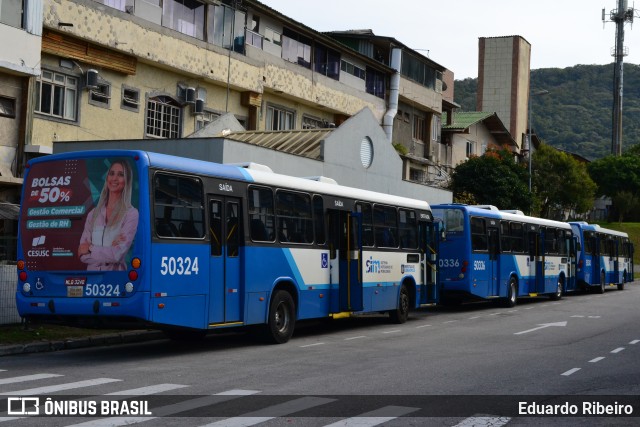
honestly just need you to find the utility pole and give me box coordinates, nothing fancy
[604,0,634,156]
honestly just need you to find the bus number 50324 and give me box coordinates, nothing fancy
[160,256,199,276]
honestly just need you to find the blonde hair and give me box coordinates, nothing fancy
[91,159,134,230]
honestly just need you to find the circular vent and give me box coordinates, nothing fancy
[360,137,373,168]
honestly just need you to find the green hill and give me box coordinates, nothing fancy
[453,64,640,160]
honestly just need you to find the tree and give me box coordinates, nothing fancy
[532,143,596,218]
[588,154,640,221]
[449,149,532,211]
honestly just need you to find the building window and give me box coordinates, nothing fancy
[207,3,245,52]
[163,0,205,40]
[196,111,220,131]
[35,70,78,121]
[264,27,282,46]
[413,116,425,142]
[365,67,385,99]
[302,115,324,129]
[146,96,181,138]
[266,105,294,130]
[0,96,16,118]
[89,82,111,108]
[466,140,475,158]
[340,60,365,80]
[432,115,441,142]
[0,0,23,28]
[94,0,126,12]
[282,29,311,68]
[121,87,140,111]
[314,44,340,80]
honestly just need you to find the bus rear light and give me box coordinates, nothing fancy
[19,271,27,281]
[103,302,120,307]
[155,292,167,297]
[578,260,583,268]
[30,302,45,307]
[128,270,138,281]
[23,283,31,293]
[125,282,134,293]
[17,260,25,270]
[131,258,141,269]
[158,303,165,309]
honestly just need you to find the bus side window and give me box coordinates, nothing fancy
[209,200,222,256]
[470,217,487,251]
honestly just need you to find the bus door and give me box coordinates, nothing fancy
[613,238,620,283]
[487,226,500,297]
[592,235,601,285]
[328,209,363,312]
[527,226,542,294]
[422,219,439,304]
[566,232,577,291]
[208,196,242,324]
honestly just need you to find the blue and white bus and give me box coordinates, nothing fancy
[569,222,633,292]
[16,150,439,343]
[431,204,573,306]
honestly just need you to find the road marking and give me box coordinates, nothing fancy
[514,321,567,335]
[571,315,585,318]
[65,390,261,427]
[630,340,640,345]
[382,330,401,334]
[202,396,335,427]
[489,312,501,316]
[524,307,534,310]
[453,416,511,427]
[344,336,366,341]
[443,320,458,324]
[0,378,122,396]
[107,384,188,395]
[323,405,419,427]
[588,316,601,319]
[589,357,605,363]
[561,368,581,376]
[507,310,518,313]
[300,342,325,348]
[0,373,62,385]
[611,347,625,354]
[415,324,432,329]
[468,316,480,320]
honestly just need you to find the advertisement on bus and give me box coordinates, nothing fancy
[20,157,139,271]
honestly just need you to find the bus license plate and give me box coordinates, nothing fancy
[67,286,83,297]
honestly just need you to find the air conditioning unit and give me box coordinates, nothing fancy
[86,69,99,89]
[185,87,196,104]
[193,98,204,115]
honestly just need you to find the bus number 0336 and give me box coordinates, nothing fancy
[438,258,460,268]
[159,256,200,276]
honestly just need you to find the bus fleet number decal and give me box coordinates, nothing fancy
[474,260,486,271]
[160,256,199,276]
[439,258,459,268]
[85,284,120,297]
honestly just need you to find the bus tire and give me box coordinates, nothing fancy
[389,284,410,324]
[618,281,625,291]
[550,276,563,300]
[597,271,606,294]
[502,278,518,308]
[264,290,296,344]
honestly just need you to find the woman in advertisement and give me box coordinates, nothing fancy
[77,159,139,271]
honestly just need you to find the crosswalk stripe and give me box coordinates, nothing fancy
[65,390,261,427]
[323,405,419,427]
[201,396,336,427]
[0,378,122,396]
[453,416,511,427]
[106,384,188,395]
[0,373,63,385]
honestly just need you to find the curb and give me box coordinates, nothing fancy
[0,330,166,357]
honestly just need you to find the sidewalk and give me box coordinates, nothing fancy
[0,329,166,357]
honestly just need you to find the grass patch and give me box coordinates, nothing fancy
[0,323,119,345]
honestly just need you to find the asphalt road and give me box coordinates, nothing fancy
[1,282,639,426]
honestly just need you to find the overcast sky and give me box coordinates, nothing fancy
[260,0,640,79]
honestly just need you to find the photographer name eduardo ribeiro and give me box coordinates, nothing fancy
[519,400,635,416]
[7,397,152,416]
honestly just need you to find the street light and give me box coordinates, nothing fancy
[528,89,549,195]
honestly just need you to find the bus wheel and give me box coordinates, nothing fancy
[502,278,517,308]
[550,277,563,300]
[389,284,410,324]
[264,290,296,344]
[597,271,606,294]
[618,281,625,291]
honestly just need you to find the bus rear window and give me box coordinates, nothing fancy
[434,209,464,235]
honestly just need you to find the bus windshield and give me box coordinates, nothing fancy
[20,157,139,271]
[433,208,465,235]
